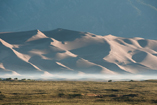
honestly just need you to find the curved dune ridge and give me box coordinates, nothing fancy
[0,28,157,77]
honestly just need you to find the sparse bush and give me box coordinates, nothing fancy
[68,93,82,98]
[21,78,26,81]
[14,78,18,80]
[6,78,12,81]
[108,80,112,82]
[58,93,65,97]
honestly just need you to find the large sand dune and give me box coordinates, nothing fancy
[0,29,157,77]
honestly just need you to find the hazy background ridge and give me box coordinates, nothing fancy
[0,0,157,39]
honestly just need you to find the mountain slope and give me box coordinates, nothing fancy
[1,0,157,39]
[0,29,157,77]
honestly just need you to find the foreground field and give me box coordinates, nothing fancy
[0,80,157,105]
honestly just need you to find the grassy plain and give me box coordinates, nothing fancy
[0,80,157,105]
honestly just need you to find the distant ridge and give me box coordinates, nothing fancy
[0,28,157,77]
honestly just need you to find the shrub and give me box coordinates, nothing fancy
[6,78,12,81]
[68,94,82,98]
[108,80,112,82]
[21,79,26,81]
[58,93,65,97]
[14,78,18,80]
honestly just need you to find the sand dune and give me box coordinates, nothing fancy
[0,28,157,76]
[26,30,48,42]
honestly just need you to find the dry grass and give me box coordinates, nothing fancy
[0,80,157,105]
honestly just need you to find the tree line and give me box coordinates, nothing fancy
[0,78,32,81]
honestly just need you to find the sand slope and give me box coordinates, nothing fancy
[0,29,157,76]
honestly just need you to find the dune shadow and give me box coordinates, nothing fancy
[132,51,147,62]
[123,39,133,44]
[14,38,55,53]
[43,28,86,42]
[77,66,102,74]
[0,68,12,74]
[70,42,110,60]
[0,30,38,44]
[138,39,148,47]
[29,55,77,74]
[91,59,130,74]
[3,55,42,74]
